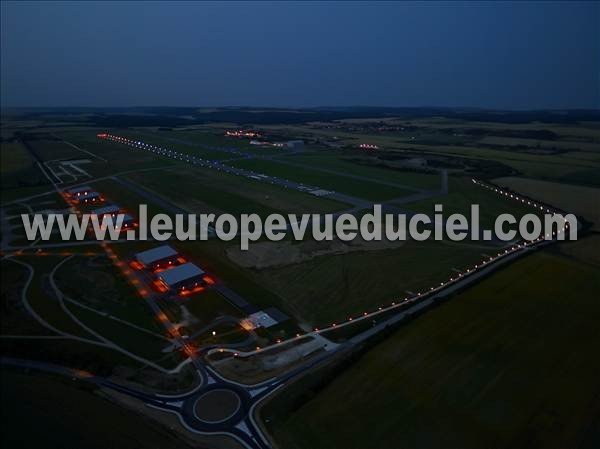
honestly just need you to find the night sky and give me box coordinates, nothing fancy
[1,1,598,109]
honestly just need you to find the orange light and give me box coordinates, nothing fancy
[152,279,169,293]
[129,260,144,270]
[202,275,215,285]
[179,285,205,297]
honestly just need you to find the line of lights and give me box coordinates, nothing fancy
[98,133,323,193]
[98,133,573,357]
[209,178,571,358]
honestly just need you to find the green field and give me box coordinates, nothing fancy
[275,153,441,190]
[118,129,239,160]
[263,244,600,449]
[17,256,97,339]
[50,130,182,178]
[0,141,33,173]
[53,255,163,333]
[182,288,244,330]
[1,259,53,336]
[125,165,349,216]
[228,158,413,201]
[65,302,179,367]
[0,139,50,200]
[248,239,496,326]
[403,176,543,229]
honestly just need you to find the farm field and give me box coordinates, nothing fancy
[0,138,50,199]
[261,119,600,185]
[494,177,600,231]
[264,243,600,449]
[0,140,32,173]
[1,369,194,449]
[402,176,543,229]
[245,238,497,326]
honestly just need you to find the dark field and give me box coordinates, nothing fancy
[263,241,600,449]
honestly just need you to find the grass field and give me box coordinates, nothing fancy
[403,176,543,229]
[54,255,163,333]
[494,177,600,231]
[51,130,182,178]
[1,369,193,449]
[263,244,600,449]
[125,165,348,217]
[117,129,239,160]
[262,120,600,186]
[0,141,33,173]
[227,158,413,201]
[126,168,289,218]
[275,153,441,190]
[89,177,176,221]
[65,302,178,366]
[0,139,50,199]
[182,288,244,330]
[250,239,495,326]
[18,256,97,339]
[0,259,53,336]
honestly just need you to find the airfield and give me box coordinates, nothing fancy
[1,109,599,449]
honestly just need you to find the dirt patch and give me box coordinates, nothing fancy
[227,237,406,269]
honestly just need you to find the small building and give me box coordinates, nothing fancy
[92,204,120,217]
[157,263,205,292]
[79,191,102,204]
[241,308,289,330]
[134,245,180,270]
[66,185,93,198]
[286,140,304,151]
[118,214,136,229]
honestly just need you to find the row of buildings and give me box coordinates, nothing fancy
[65,186,136,230]
[133,244,208,295]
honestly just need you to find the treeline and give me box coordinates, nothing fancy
[5,107,600,127]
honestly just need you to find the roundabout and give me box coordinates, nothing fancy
[193,388,242,424]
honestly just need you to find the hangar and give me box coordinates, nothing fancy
[118,214,136,229]
[157,263,205,292]
[79,191,102,204]
[92,204,120,217]
[135,245,181,270]
[66,185,93,198]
